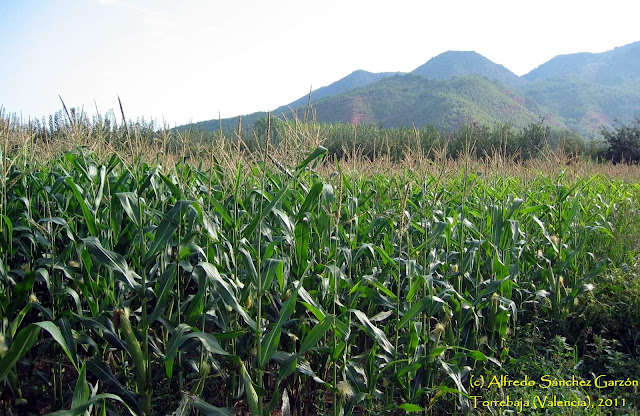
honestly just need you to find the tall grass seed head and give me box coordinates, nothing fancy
[0,333,6,357]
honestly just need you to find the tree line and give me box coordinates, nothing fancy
[6,107,640,164]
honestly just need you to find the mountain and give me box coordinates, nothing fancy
[275,70,403,113]
[411,51,522,87]
[521,79,640,135]
[300,74,553,130]
[524,41,640,85]
[179,70,401,133]
[178,41,640,137]
[521,42,640,134]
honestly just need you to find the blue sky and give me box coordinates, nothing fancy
[1,0,639,126]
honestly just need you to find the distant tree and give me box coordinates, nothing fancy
[518,120,549,160]
[601,118,640,163]
[253,116,285,145]
[549,129,588,156]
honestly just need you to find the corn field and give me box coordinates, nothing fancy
[1,117,639,415]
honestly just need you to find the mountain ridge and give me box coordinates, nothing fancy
[179,41,640,136]
[411,50,523,87]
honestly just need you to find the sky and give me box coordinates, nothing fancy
[1,0,639,127]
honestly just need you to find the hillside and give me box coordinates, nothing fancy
[524,41,640,85]
[304,74,553,130]
[520,42,640,134]
[276,70,403,113]
[178,70,401,133]
[522,78,640,135]
[177,41,640,136]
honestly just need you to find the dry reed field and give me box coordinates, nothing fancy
[1,112,639,415]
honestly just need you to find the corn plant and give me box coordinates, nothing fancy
[1,118,638,415]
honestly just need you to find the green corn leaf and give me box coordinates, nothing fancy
[165,324,229,361]
[520,204,547,215]
[561,197,580,236]
[398,295,445,329]
[243,183,290,239]
[159,172,183,199]
[1,214,13,241]
[196,262,257,330]
[9,302,34,339]
[145,200,192,264]
[398,403,424,412]
[82,237,142,293]
[183,392,233,415]
[71,361,89,409]
[351,309,394,355]
[504,197,524,219]
[63,152,90,181]
[395,361,421,379]
[65,177,98,236]
[71,313,127,351]
[277,353,298,384]
[93,164,107,212]
[0,324,41,381]
[109,192,124,242]
[438,360,468,395]
[164,323,191,379]
[116,192,142,228]
[37,319,79,371]
[60,287,83,316]
[86,357,143,415]
[148,263,177,324]
[294,217,311,277]
[184,271,206,326]
[297,181,323,220]
[45,393,134,416]
[361,276,397,300]
[239,244,259,286]
[261,258,284,293]
[240,361,261,416]
[295,357,326,384]
[260,282,299,367]
[298,286,327,321]
[298,315,334,356]
[295,146,327,171]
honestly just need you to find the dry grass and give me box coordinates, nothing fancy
[3,109,640,183]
